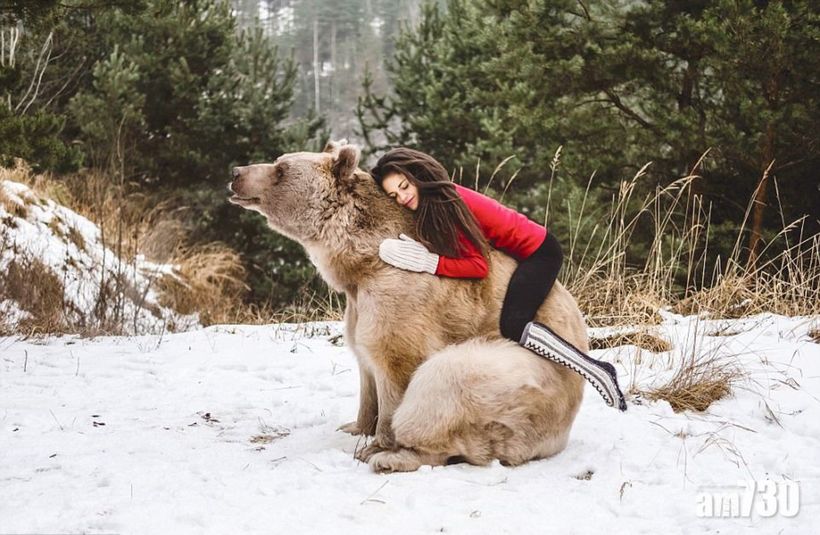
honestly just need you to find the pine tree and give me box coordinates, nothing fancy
[359,0,820,263]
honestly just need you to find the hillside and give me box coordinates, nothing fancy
[1,178,199,335]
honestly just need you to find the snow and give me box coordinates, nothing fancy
[1,179,198,334]
[1,314,818,534]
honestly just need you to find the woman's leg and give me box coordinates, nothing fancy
[499,232,563,342]
[508,234,627,410]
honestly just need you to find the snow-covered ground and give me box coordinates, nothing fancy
[1,314,818,534]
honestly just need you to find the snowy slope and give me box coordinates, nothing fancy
[1,314,818,534]
[0,179,198,334]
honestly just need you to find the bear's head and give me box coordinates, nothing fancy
[229,141,406,257]
[228,142,363,240]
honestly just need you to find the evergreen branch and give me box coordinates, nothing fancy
[576,0,592,21]
[603,88,661,135]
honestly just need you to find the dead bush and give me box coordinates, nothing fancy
[0,256,65,334]
[643,355,742,412]
[156,243,248,326]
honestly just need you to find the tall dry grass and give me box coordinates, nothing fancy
[540,151,820,326]
[155,244,248,327]
[644,354,741,413]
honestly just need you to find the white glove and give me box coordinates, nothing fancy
[379,234,440,274]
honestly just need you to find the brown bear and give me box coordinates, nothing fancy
[229,141,586,472]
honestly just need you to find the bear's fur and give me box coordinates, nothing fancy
[229,141,586,472]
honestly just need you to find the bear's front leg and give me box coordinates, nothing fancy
[355,370,404,462]
[339,292,379,436]
[338,364,378,436]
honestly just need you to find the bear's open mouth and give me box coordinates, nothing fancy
[228,194,260,205]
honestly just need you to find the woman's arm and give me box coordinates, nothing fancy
[454,184,546,260]
[379,233,488,279]
[435,235,489,279]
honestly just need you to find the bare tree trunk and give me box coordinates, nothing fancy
[678,59,706,200]
[1,26,21,68]
[747,74,780,269]
[748,123,776,268]
[330,19,336,112]
[313,17,320,113]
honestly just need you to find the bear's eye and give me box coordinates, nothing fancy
[275,164,286,181]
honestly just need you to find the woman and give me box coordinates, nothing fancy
[370,147,626,411]
[370,147,561,343]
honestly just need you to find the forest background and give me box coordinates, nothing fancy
[1,0,817,328]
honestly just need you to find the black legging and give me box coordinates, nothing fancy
[499,232,563,342]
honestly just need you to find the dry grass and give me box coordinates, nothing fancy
[44,216,85,251]
[2,159,73,206]
[589,330,672,353]
[643,352,743,412]
[672,230,820,319]
[633,319,746,413]
[0,255,66,334]
[0,185,29,219]
[48,172,255,326]
[809,326,820,344]
[574,282,665,327]
[528,151,820,326]
[203,288,345,326]
[0,224,12,335]
[140,216,189,263]
[555,162,690,327]
[46,215,64,237]
[269,290,346,323]
[156,243,248,327]
[66,224,86,252]
[3,161,160,262]
[4,161,128,246]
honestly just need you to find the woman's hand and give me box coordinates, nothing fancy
[378,234,439,274]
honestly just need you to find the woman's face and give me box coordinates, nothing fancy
[381,172,419,211]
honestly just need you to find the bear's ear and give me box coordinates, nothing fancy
[323,138,349,154]
[331,144,361,181]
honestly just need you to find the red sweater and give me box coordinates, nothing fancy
[435,184,547,278]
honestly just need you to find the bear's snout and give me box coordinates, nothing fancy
[227,166,261,207]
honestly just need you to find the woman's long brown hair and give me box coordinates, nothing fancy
[370,148,489,259]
